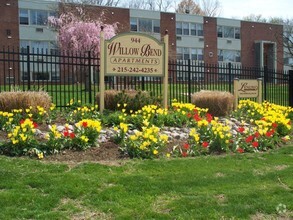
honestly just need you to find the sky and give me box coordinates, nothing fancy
[48,0,292,20]
[218,0,292,19]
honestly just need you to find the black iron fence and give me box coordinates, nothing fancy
[0,47,292,107]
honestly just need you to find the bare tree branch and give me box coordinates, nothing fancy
[58,0,121,6]
[283,19,293,63]
[124,0,147,9]
[243,14,267,23]
[176,0,204,15]
[200,0,221,17]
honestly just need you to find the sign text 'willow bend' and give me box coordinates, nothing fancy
[104,34,164,76]
[107,42,162,57]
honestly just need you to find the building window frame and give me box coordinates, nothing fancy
[217,26,241,39]
[176,22,203,36]
[218,49,241,63]
[177,47,204,61]
[19,9,29,25]
[130,18,160,34]
[19,9,55,26]
[30,10,48,26]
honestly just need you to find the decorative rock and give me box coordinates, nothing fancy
[34,129,43,136]
[98,135,108,143]
[38,117,255,145]
[56,125,65,132]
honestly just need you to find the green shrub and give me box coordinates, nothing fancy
[191,90,234,117]
[96,89,160,112]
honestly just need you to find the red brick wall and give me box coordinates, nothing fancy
[0,0,19,48]
[161,12,176,59]
[203,17,217,64]
[0,0,20,84]
[241,21,283,70]
[59,4,130,33]
[89,6,130,33]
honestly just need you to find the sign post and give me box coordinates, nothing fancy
[99,31,168,113]
[99,27,105,112]
[234,78,262,109]
[163,31,169,109]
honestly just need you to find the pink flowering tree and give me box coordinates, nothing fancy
[48,8,117,57]
[48,7,117,86]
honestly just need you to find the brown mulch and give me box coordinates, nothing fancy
[0,123,187,165]
[43,142,126,164]
[42,139,186,165]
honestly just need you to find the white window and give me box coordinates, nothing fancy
[176,47,183,60]
[183,47,190,60]
[177,47,204,61]
[176,22,182,35]
[131,18,160,34]
[31,41,49,53]
[50,42,59,55]
[183,22,189,35]
[224,27,234,38]
[217,26,241,39]
[176,22,204,36]
[197,24,203,36]
[191,48,197,59]
[20,40,29,53]
[30,10,48,25]
[139,18,152,32]
[197,49,203,60]
[235,27,240,39]
[190,23,196,36]
[217,26,223,37]
[153,20,160,33]
[218,50,241,62]
[130,18,137,31]
[19,9,29,25]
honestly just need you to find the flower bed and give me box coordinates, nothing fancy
[0,99,292,159]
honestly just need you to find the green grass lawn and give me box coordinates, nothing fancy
[1,82,289,107]
[0,146,292,219]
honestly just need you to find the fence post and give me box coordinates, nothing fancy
[289,70,293,107]
[87,51,92,104]
[26,46,31,90]
[142,77,145,90]
[263,66,268,101]
[188,59,191,103]
[228,62,232,92]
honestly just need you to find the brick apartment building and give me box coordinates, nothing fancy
[0,0,287,83]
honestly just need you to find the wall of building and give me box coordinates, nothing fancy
[241,21,283,70]
[176,14,204,48]
[160,12,176,59]
[203,17,217,64]
[0,0,20,84]
[217,18,241,51]
[0,0,286,72]
[0,0,19,47]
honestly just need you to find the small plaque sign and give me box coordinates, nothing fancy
[234,78,262,108]
[237,79,259,98]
